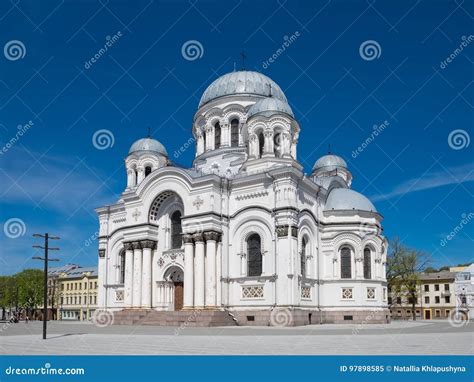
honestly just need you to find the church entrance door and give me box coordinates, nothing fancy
[174,282,184,311]
[164,266,184,311]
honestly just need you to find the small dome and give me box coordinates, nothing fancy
[313,154,347,172]
[325,188,377,212]
[247,97,294,119]
[129,137,168,156]
[199,71,287,107]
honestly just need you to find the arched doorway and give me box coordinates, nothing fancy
[164,266,184,311]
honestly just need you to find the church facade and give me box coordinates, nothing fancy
[96,70,390,325]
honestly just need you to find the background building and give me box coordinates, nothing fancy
[454,263,474,320]
[48,264,98,321]
[389,270,458,320]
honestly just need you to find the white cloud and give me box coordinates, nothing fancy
[371,163,474,202]
[0,147,120,214]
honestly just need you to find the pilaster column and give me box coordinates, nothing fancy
[204,231,219,307]
[183,234,195,308]
[137,166,145,184]
[205,126,213,151]
[126,169,135,188]
[196,132,204,155]
[263,130,274,157]
[216,237,222,307]
[193,233,205,308]
[282,133,291,158]
[248,134,258,159]
[97,248,106,308]
[132,241,142,308]
[124,242,134,308]
[141,240,156,308]
[221,122,230,147]
[355,249,363,280]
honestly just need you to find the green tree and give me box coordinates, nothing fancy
[16,269,44,315]
[386,237,430,321]
[0,275,19,317]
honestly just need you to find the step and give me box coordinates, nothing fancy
[112,309,237,327]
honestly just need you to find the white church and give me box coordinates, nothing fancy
[96,70,390,326]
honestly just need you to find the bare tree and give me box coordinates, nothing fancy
[386,237,431,320]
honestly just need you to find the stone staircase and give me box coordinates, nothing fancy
[112,309,238,327]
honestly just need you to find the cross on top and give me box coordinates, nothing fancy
[240,51,246,70]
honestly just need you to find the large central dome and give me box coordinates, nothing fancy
[199,70,287,107]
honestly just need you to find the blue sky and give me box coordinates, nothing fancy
[0,0,473,275]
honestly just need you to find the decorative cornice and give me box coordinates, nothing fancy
[204,231,220,242]
[222,274,277,283]
[123,242,133,251]
[182,234,194,244]
[235,190,269,201]
[276,225,288,238]
[193,233,204,243]
[131,241,142,250]
[141,240,157,250]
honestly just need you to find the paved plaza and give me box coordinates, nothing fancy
[0,320,472,355]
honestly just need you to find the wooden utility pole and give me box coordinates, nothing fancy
[33,233,60,340]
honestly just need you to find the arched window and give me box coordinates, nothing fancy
[258,132,265,158]
[301,237,307,277]
[340,247,352,279]
[247,233,262,276]
[135,170,138,185]
[119,250,126,284]
[364,247,372,279]
[274,132,281,157]
[145,166,152,177]
[203,130,207,152]
[214,122,221,148]
[170,211,182,249]
[231,119,239,147]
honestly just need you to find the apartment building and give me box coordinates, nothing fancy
[389,271,456,320]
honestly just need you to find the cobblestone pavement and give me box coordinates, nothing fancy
[0,320,472,355]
